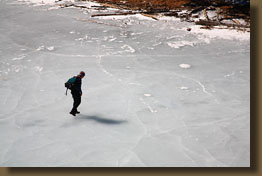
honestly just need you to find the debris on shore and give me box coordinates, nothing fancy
[90,0,250,31]
[28,0,251,32]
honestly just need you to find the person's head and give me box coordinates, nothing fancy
[78,71,85,78]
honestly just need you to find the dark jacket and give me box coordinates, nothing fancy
[71,76,82,95]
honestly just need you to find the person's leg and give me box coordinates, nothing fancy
[74,95,81,112]
[71,92,78,114]
[71,92,81,115]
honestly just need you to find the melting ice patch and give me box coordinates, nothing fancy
[167,41,195,49]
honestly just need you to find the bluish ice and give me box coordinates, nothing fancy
[0,0,250,167]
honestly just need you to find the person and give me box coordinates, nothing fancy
[70,71,85,116]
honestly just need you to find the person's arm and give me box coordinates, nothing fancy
[79,79,82,96]
[76,77,82,95]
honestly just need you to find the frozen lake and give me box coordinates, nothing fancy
[0,0,250,167]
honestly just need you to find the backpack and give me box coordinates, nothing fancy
[65,76,77,95]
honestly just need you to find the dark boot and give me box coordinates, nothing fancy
[70,111,76,116]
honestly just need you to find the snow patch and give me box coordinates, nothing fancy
[189,25,250,41]
[224,72,235,78]
[36,46,45,51]
[121,45,135,53]
[78,1,107,8]
[130,32,143,36]
[108,37,117,42]
[48,6,60,10]
[36,46,55,51]
[180,87,189,90]
[179,64,191,69]
[17,0,59,6]
[167,41,195,49]
[159,16,180,22]
[96,14,155,21]
[46,46,55,51]
[144,94,151,97]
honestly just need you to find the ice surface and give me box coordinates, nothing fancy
[0,0,250,167]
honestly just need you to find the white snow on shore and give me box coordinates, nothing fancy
[95,14,156,21]
[159,16,181,22]
[189,25,250,41]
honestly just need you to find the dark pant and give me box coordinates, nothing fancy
[71,91,81,113]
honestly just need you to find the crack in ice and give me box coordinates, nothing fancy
[139,97,157,113]
[172,73,219,104]
[96,55,114,77]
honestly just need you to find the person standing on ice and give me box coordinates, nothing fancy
[70,71,85,116]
